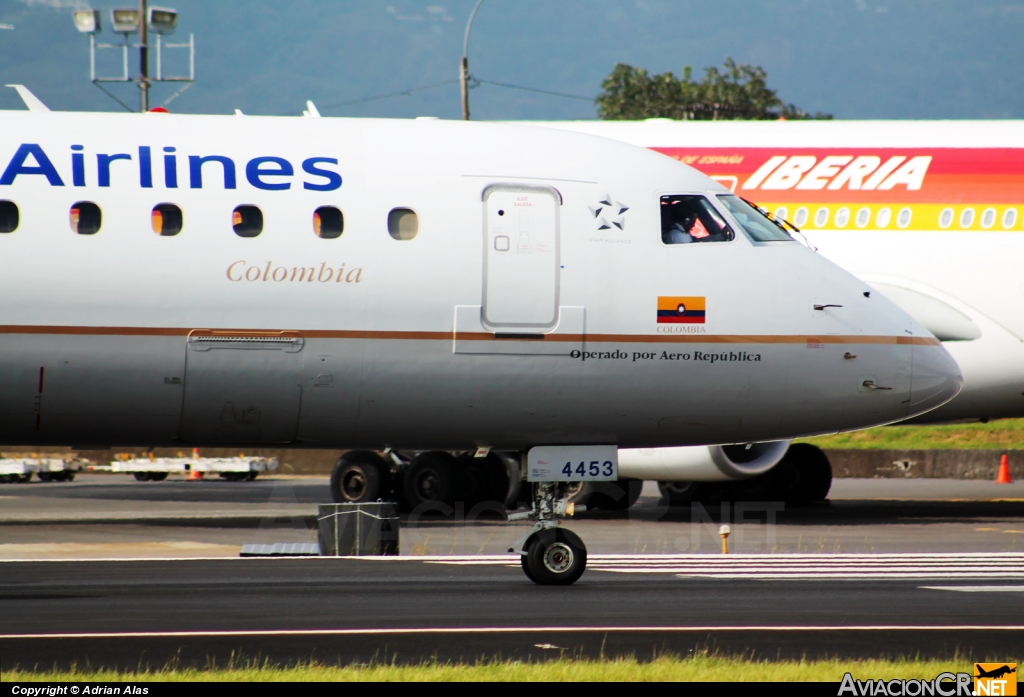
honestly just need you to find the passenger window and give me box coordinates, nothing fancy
[0,200,18,233]
[152,204,183,236]
[70,202,101,235]
[660,195,734,245]
[232,205,263,238]
[717,195,793,242]
[314,206,344,239]
[388,208,418,240]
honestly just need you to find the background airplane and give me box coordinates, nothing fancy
[518,118,1023,504]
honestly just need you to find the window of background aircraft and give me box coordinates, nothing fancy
[660,195,735,244]
[897,208,912,229]
[959,208,975,229]
[0,201,18,233]
[981,208,996,229]
[1003,209,1018,229]
[314,206,344,239]
[70,202,101,235]
[876,207,892,228]
[792,207,809,228]
[939,208,954,229]
[232,205,263,238]
[152,204,183,237]
[814,207,829,227]
[834,207,850,228]
[716,195,791,242]
[856,207,871,228]
[388,208,418,240]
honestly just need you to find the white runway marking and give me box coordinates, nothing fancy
[422,553,1024,581]
[5,625,1024,641]
[920,586,1024,592]
[5,553,1024,583]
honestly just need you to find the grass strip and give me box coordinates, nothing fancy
[2,655,989,682]
[797,418,1024,450]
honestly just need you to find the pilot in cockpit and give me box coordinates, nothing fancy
[661,196,733,244]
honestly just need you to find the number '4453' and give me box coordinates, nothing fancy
[561,461,615,478]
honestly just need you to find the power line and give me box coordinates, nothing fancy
[317,76,593,115]
[319,79,460,112]
[474,78,593,102]
[92,82,134,113]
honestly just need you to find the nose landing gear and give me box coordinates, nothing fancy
[509,481,588,585]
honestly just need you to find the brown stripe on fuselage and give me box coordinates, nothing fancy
[0,325,942,346]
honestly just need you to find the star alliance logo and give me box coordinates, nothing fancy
[589,194,629,231]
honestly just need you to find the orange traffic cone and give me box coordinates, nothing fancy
[996,454,1013,484]
[187,447,202,480]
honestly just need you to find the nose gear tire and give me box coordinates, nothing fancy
[525,528,587,586]
[520,554,537,583]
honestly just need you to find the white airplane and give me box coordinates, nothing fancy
[0,88,959,583]
[523,118,1024,504]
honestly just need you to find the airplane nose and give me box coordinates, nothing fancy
[907,340,963,418]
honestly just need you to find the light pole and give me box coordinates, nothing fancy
[138,0,149,112]
[74,4,191,113]
[460,0,484,120]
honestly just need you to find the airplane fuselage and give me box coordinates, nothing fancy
[522,119,1023,423]
[0,112,959,449]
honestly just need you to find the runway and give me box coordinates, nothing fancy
[4,475,1024,670]
[5,475,1024,559]
[3,554,1024,670]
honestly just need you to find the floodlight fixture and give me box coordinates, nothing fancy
[148,7,177,34]
[76,1,195,113]
[72,10,100,34]
[110,8,140,34]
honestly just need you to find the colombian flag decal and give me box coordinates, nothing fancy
[658,296,706,324]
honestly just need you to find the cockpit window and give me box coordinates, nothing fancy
[660,195,734,245]
[717,195,794,242]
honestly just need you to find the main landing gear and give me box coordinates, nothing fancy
[508,481,588,586]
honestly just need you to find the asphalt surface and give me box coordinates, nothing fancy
[3,556,1024,669]
[3,475,1024,670]
[3,475,1024,558]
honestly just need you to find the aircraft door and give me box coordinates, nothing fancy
[179,331,304,443]
[482,185,560,329]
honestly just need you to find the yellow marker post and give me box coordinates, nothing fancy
[719,524,731,554]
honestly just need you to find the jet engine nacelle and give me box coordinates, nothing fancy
[618,441,791,482]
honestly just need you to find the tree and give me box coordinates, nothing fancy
[595,58,832,121]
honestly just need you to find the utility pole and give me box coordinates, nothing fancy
[138,0,149,112]
[460,0,484,120]
[460,54,470,121]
